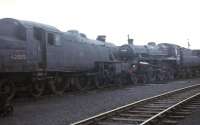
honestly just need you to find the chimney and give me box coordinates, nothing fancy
[96,35,106,42]
[128,39,134,45]
[127,34,134,45]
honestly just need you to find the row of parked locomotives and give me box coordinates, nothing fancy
[0,18,200,101]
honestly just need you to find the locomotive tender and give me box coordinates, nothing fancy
[0,18,200,101]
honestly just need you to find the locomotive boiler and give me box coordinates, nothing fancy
[118,42,169,61]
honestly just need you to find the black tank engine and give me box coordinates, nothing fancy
[0,18,124,100]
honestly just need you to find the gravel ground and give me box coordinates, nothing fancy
[0,78,199,125]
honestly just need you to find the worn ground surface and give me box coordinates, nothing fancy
[0,78,199,125]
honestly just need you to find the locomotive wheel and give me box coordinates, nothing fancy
[130,75,138,85]
[168,71,175,81]
[194,70,199,77]
[148,72,156,83]
[116,72,129,85]
[94,76,100,88]
[182,69,187,78]
[74,76,90,91]
[0,104,14,117]
[157,73,164,81]
[187,70,193,78]
[178,72,183,79]
[93,76,103,89]
[138,74,147,84]
[142,74,148,84]
[64,78,71,92]
[48,77,66,95]
[114,75,123,87]
[163,73,168,81]
[0,80,16,101]
[30,81,45,98]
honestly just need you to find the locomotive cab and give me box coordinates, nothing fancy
[0,18,29,100]
[0,18,27,73]
[0,18,63,99]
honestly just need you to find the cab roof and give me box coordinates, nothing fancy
[0,18,60,32]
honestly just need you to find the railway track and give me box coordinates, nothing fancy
[71,84,200,125]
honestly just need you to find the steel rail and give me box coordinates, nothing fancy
[70,84,200,125]
[140,92,200,125]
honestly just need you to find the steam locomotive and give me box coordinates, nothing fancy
[118,41,200,82]
[0,18,200,101]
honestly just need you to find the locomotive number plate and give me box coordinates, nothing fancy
[10,50,26,60]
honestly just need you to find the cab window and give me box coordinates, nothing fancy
[48,33,55,45]
[33,27,43,41]
[48,33,61,46]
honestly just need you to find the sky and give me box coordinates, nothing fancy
[0,0,200,49]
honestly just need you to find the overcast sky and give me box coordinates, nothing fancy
[0,0,200,49]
